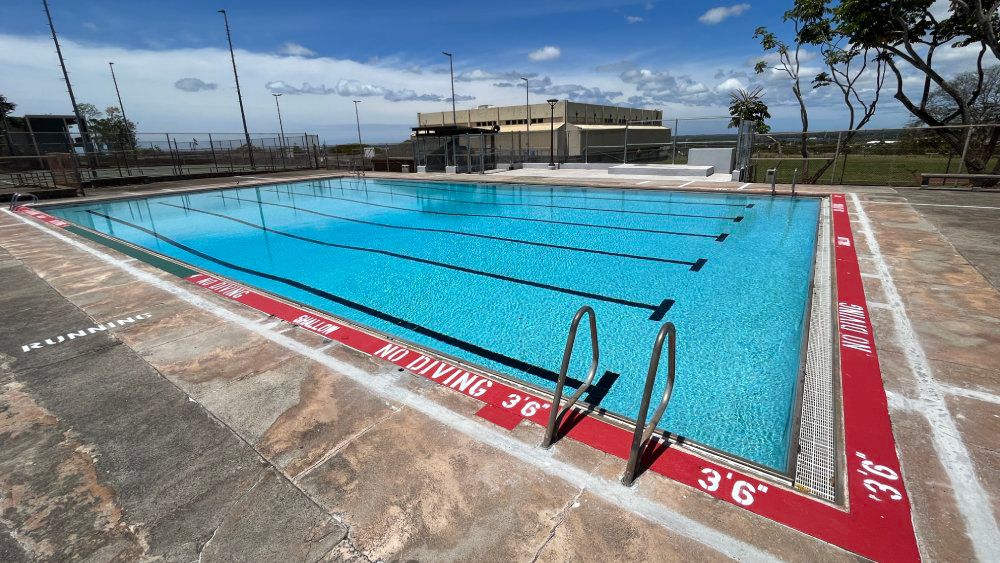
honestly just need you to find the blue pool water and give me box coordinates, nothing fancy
[49,178,820,471]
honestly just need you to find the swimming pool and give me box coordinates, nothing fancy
[48,178,820,471]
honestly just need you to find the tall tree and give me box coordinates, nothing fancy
[0,93,16,156]
[754,0,828,176]
[728,87,772,134]
[835,0,1000,175]
[808,27,889,182]
[75,103,138,152]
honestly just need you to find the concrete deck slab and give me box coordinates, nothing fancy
[0,257,349,561]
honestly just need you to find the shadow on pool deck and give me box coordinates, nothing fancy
[1,174,998,561]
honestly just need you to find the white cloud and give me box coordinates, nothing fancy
[626,16,644,24]
[715,77,746,92]
[494,76,622,104]
[174,78,217,92]
[264,79,459,102]
[528,46,561,62]
[276,42,316,57]
[620,68,718,105]
[455,69,536,82]
[698,4,751,25]
[928,0,952,20]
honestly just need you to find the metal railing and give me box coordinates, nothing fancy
[622,322,677,487]
[8,192,38,210]
[0,131,321,190]
[541,305,600,449]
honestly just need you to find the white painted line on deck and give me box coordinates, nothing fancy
[865,201,1000,211]
[941,384,1000,406]
[678,181,695,188]
[638,180,652,185]
[738,183,752,191]
[850,193,1000,561]
[7,209,778,563]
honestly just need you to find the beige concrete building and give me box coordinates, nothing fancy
[415,101,671,161]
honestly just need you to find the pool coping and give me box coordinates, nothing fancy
[11,189,920,561]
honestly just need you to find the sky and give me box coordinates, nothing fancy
[1,0,994,143]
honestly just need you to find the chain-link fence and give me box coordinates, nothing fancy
[749,124,1000,187]
[0,131,321,191]
[5,122,996,190]
[318,142,416,173]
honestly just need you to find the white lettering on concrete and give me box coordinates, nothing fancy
[838,302,873,354]
[20,313,153,353]
[195,276,251,299]
[468,379,492,398]
[372,343,409,363]
[292,314,339,335]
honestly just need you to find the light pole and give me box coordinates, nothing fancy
[521,77,530,161]
[219,9,255,170]
[442,51,457,125]
[547,98,558,169]
[43,0,96,168]
[272,93,287,169]
[353,100,365,171]
[108,62,129,123]
[272,93,286,146]
[108,61,134,170]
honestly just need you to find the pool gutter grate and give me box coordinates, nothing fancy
[794,198,837,502]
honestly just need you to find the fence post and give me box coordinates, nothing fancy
[303,132,313,169]
[623,120,629,164]
[671,118,679,164]
[164,133,175,175]
[173,139,183,175]
[208,133,219,173]
[830,131,843,185]
[957,126,973,174]
[278,135,287,170]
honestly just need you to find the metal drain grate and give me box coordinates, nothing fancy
[794,199,837,502]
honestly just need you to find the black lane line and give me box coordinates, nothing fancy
[214,194,707,271]
[81,211,607,388]
[145,204,675,320]
[331,178,755,209]
[309,181,742,221]
[267,187,728,242]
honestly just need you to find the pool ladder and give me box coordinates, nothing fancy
[541,306,677,486]
[8,192,39,211]
[622,322,677,486]
[541,306,600,449]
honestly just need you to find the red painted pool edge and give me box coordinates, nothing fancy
[15,197,919,562]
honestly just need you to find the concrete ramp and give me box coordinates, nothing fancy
[607,163,714,177]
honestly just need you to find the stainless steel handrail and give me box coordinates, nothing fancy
[622,322,677,486]
[541,305,599,448]
[8,192,39,211]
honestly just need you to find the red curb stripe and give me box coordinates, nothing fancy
[829,194,919,561]
[476,404,524,430]
[14,206,70,227]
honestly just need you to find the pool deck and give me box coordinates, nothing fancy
[1,170,998,561]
